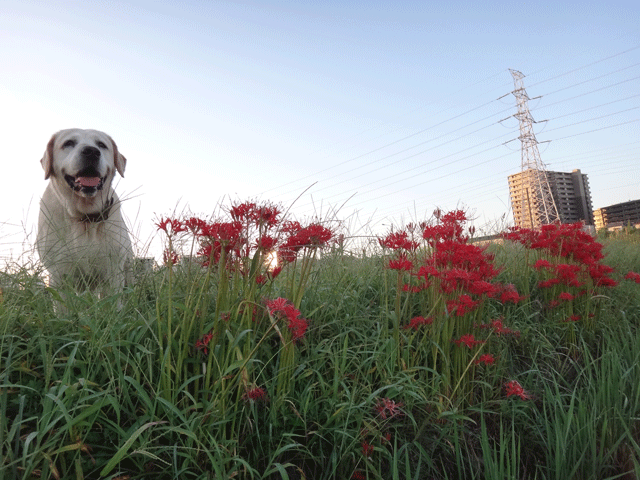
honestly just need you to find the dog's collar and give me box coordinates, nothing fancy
[79,197,115,223]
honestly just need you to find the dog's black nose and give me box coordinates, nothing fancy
[81,146,101,161]
[80,146,101,170]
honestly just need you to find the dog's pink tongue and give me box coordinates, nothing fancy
[76,177,101,187]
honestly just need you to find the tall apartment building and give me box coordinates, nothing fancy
[593,199,640,230]
[508,168,594,228]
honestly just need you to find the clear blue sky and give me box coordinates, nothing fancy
[1,0,638,261]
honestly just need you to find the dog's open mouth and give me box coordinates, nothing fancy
[65,174,107,193]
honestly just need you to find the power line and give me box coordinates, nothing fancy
[528,44,640,88]
[268,46,639,228]
[338,113,638,225]
[301,108,514,196]
[547,118,640,142]
[259,73,512,197]
[273,57,637,211]
[261,98,503,197]
[536,75,640,111]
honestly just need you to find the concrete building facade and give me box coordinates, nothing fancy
[594,199,640,230]
[508,168,594,228]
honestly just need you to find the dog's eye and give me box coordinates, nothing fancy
[96,141,108,149]
[62,139,76,148]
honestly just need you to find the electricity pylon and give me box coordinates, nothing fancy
[510,69,559,228]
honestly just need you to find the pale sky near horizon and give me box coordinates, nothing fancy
[1,0,638,263]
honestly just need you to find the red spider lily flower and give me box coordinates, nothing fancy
[305,224,333,246]
[499,284,526,304]
[265,297,309,342]
[416,265,440,278]
[422,210,468,242]
[287,315,308,342]
[403,315,434,330]
[595,276,618,287]
[477,318,519,336]
[533,259,552,270]
[491,318,519,336]
[564,315,581,322]
[504,380,531,400]
[229,202,256,222]
[538,278,561,289]
[468,280,499,297]
[254,205,281,227]
[307,224,334,246]
[381,432,392,444]
[195,331,214,356]
[558,292,575,301]
[388,255,414,271]
[255,235,277,250]
[453,334,484,349]
[156,217,187,235]
[501,226,537,245]
[291,223,333,248]
[183,216,208,234]
[439,267,474,289]
[163,249,179,266]
[555,263,582,286]
[197,221,245,266]
[270,265,283,278]
[277,247,298,265]
[281,220,302,234]
[374,397,404,420]
[361,441,374,458]
[475,353,496,366]
[441,210,467,223]
[384,209,505,318]
[588,263,617,286]
[266,297,289,315]
[351,471,367,480]
[230,202,281,227]
[279,223,333,262]
[378,230,419,251]
[402,283,425,293]
[446,294,480,316]
[439,267,473,291]
[625,271,640,283]
[281,302,300,320]
[200,221,243,242]
[503,224,616,292]
[197,243,220,267]
[431,242,501,280]
[242,386,269,403]
[423,221,466,243]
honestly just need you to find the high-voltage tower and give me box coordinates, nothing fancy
[509,69,560,228]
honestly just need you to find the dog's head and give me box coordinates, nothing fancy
[41,129,126,200]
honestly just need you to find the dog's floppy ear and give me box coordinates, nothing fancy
[41,133,56,180]
[110,136,127,177]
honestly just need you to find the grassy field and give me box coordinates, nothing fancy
[1,204,640,479]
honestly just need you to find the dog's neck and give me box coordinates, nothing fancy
[79,197,115,223]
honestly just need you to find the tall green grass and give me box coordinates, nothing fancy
[1,229,640,479]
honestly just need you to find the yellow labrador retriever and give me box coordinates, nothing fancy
[37,129,133,299]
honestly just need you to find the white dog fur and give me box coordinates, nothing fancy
[37,128,133,299]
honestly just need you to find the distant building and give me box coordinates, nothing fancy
[508,168,594,228]
[594,199,640,230]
